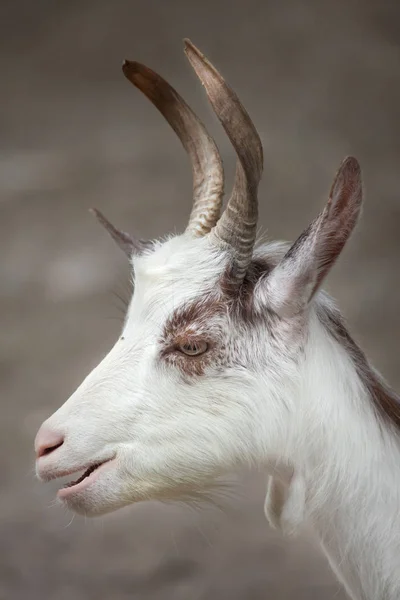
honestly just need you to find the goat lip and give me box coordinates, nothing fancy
[57,458,115,498]
[37,463,90,483]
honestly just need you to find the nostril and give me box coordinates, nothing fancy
[35,426,65,459]
[38,440,64,458]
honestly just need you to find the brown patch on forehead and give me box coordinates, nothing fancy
[159,249,307,379]
[163,256,274,344]
[163,294,226,336]
[319,303,400,430]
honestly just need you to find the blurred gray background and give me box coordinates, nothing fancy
[1,1,400,598]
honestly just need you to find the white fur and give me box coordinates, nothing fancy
[35,233,400,600]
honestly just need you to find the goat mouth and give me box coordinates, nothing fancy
[57,459,114,498]
[63,463,103,488]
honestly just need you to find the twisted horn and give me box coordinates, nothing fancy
[122,60,224,236]
[184,40,263,282]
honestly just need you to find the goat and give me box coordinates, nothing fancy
[34,40,400,600]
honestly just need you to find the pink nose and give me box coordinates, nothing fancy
[35,425,64,459]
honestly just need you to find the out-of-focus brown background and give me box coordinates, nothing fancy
[1,1,400,598]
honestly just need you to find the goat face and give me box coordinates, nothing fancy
[35,235,301,515]
[34,40,362,516]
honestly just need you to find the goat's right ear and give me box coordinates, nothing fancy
[90,208,153,259]
[255,157,363,317]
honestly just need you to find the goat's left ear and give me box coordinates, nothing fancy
[255,157,363,317]
[89,208,154,259]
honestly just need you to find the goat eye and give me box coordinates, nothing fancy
[178,341,208,356]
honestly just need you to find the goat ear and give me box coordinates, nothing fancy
[256,157,362,317]
[89,208,153,258]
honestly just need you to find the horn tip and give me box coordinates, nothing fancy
[183,38,201,60]
[122,59,133,76]
[122,60,152,85]
[122,59,142,77]
[183,39,216,83]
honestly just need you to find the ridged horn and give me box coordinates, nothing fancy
[122,60,224,236]
[184,40,264,282]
